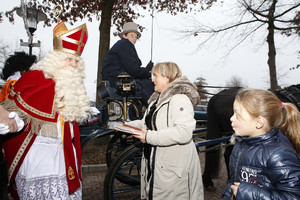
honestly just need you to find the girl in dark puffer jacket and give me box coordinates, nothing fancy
[223,88,300,200]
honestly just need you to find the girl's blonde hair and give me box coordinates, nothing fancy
[235,88,300,154]
[152,62,182,82]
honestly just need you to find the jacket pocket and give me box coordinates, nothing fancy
[162,160,183,178]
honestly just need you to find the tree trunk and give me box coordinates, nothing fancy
[267,0,278,91]
[267,25,278,90]
[96,0,114,104]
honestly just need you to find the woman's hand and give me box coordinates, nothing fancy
[230,182,240,197]
[132,129,147,143]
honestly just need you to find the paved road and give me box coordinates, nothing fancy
[82,147,228,200]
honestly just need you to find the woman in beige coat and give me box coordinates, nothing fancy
[127,62,204,200]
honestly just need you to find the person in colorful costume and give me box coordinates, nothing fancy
[0,52,36,102]
[0,52,35,200]
[1,21,90,199]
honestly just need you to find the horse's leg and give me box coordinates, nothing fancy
[223,145,233,179]
[202,148,221,190]
[202,87,239,191]
[202,98,221,190]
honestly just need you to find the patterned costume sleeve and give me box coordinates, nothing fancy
[0,80,16,102]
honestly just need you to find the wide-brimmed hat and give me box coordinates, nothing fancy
[118,22,141,39]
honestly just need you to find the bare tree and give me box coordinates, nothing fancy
[0,40,13,68]
[0,40,14,86]
[178,0,300,91]
[194,76,209,101]
[1,0,217,103]
[225,75,248,88]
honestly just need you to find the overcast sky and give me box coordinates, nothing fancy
[1,0,300,101]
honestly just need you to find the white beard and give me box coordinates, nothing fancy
[55,66,91,122]
[31,51,91,122]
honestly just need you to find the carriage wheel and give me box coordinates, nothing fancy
[128,100,145,120]
[105,132,139,167]
[103,142,142,200]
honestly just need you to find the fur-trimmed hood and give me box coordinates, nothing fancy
[148,76,200,107]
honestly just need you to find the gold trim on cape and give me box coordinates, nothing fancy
[1,98,58,138]
[9,90,57,120]
[7,130,35,183]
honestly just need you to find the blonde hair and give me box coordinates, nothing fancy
[152,62,182,82]
[235,88,300,154]
[31,51,90,122]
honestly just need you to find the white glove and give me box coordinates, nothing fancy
[90,106,100,115]
[9,112,24,132]
[0,123,10,135]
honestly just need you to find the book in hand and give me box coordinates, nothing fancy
[114,123,143,135]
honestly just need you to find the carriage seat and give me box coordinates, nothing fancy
[97,75,142,101]
[97,80,122,100]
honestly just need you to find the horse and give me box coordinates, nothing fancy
[202,84,300,191]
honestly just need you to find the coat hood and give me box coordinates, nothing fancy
[148,76,200,107]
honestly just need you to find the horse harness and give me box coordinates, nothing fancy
[277,85,300,111]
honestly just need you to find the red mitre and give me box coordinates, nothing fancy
[8,70,58,122]
[53,21,88,57]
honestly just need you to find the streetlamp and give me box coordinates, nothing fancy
[16,5,47,55]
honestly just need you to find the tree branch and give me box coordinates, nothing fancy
[274,25,300,31]
[240,0,270,18]
[274,2,300,19]
[194,19,259,34]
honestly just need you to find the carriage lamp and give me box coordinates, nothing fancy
[17,6,47,55]
[116,73,137,96]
